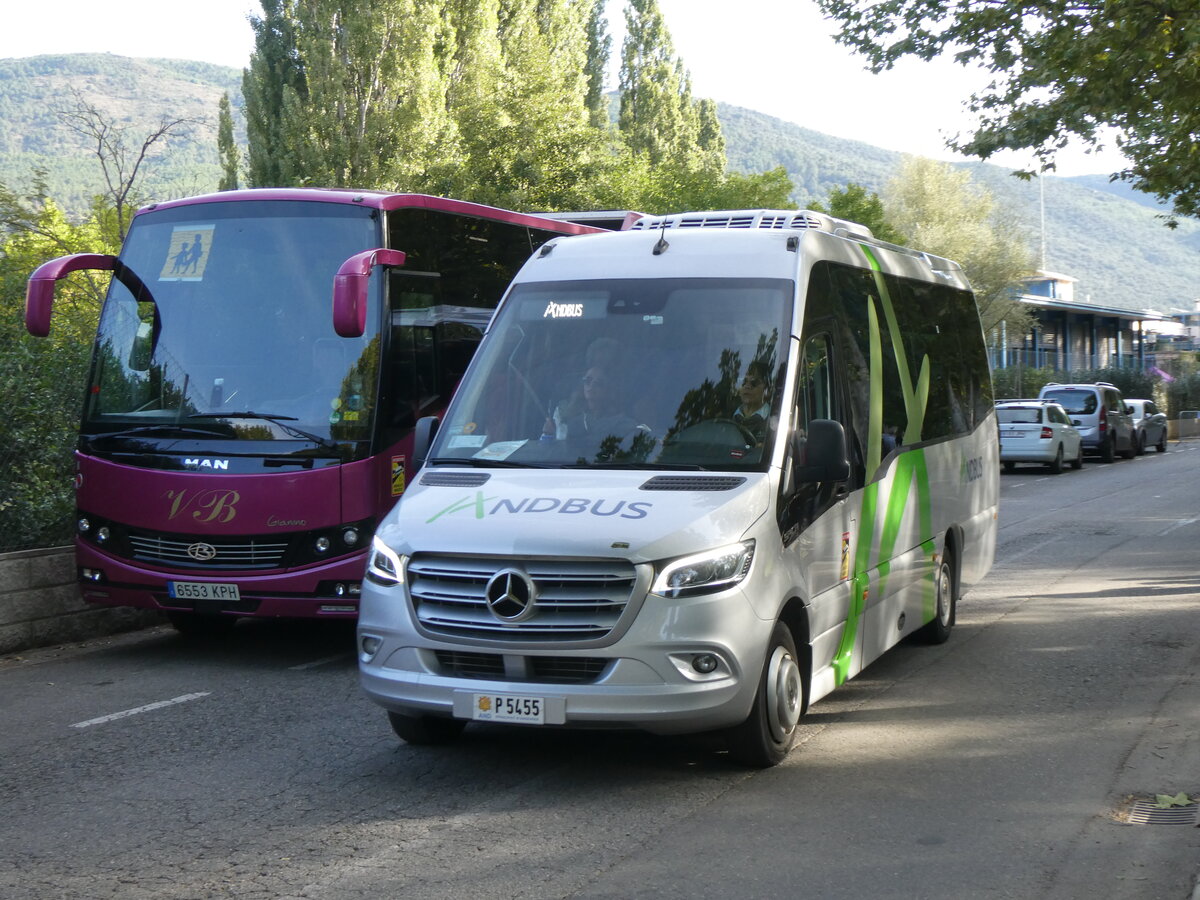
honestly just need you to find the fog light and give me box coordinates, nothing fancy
[692,653,719,674]
[348,583,361,596]
[342,527,359,546]
[360,635,382,658]
[315,536,331,553]
[77,518,91,534]
[96,526,111,544]
[81,568,105,583]
[335,582,347,597]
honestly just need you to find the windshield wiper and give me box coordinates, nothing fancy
[83,424,226,448]
[582,462,709,470]
[426,457,548,468]
[188,411,340,453]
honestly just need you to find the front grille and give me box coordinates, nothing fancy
[408,555,638,642]
[127,531,289,569]
[433,650,608,684]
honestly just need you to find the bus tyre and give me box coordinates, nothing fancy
[729,622,804,768]
[917,554,956,645]
[167,611,237,639]
[388,711,466,745]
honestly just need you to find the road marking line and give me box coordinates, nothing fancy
[70,692,211,729]
[1159,516,1200,537]
[289,653,351,671]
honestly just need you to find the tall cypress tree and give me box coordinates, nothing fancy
[217,93,240,191]
[242,0,306,186]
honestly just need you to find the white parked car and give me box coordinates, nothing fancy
[1126,398,1168,454]
[996,399,1083,473]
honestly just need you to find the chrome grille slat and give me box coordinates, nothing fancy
[408,554,637,642]
[127,533,289,568]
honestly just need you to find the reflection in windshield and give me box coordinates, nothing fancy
[84,201,379,445]
[432,278,793,470]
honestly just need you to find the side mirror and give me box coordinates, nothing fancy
[794,418,850,483]
[412,415,440,471]
[26,253,117,336]
[332,248,406,337]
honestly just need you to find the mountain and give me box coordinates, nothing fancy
[2,53,1197,314]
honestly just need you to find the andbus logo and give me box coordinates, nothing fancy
[427,491,652,524]
[542,301,584,319]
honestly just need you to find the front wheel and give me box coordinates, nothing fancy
[387,711,466,745]
[728,622,805,768]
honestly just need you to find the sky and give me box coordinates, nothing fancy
[1,0,1129,178]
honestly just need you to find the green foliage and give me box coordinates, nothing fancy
[816,0,1200,221]
[884,157,1037,336]
[992,364,1163,405]
[0,184,114,552]
[808,182,904,244]
[1165,373,1200,419]
[218,93,240,191]
[990,365,1058,401]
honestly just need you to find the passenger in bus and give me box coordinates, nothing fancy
[733,361,772,444]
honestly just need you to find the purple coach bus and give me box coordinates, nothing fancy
[26,189,611,635]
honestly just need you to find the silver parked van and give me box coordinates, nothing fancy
[1037,382,1135,462]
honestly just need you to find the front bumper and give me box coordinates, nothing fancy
[357,578,772,736]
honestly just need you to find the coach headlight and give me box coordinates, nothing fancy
[652,540,755,599]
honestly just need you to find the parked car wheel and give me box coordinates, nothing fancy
[1048,444,1064,474]
[1071,445,1083,469]
[1101,434,1115,463]
[1157,432,1167,452]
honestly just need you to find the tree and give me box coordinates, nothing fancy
[816,0,1200,221]
[217,93,240,192]
[58,88,198,240]
[582,0,612,129]
[884,157,1037,336]
[808,183,905,244]
[0,179,113,551]
[243,0,306,187]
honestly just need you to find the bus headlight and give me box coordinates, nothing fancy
[652,540,755,599]
[366,536,405,586]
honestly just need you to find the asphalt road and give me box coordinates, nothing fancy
[2,444,1199,899]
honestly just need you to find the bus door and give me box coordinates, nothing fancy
[779,330,859,685]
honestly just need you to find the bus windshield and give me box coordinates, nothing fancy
[431,277,793,470]
[84,200,379,448]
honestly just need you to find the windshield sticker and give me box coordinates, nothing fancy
[447,435,486,449]
[159,225,215,282]
[473,440,527,460]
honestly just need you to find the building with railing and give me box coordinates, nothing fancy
[990,271,1172,372]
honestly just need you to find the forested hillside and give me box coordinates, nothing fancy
[3,53,1197,312]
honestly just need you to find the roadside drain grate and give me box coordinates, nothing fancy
[1120,798,1200,826]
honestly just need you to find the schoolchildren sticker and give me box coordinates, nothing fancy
[159,225,215,281]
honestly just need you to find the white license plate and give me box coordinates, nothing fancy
[167,581,241,602]
[1001,431,1023,439]
[471,693,545,724]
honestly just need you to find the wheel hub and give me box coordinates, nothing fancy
[766,646,802,741]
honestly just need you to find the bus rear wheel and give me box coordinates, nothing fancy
[728,622,804,768]
[917,553,956,644]
[388,711,466,745]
